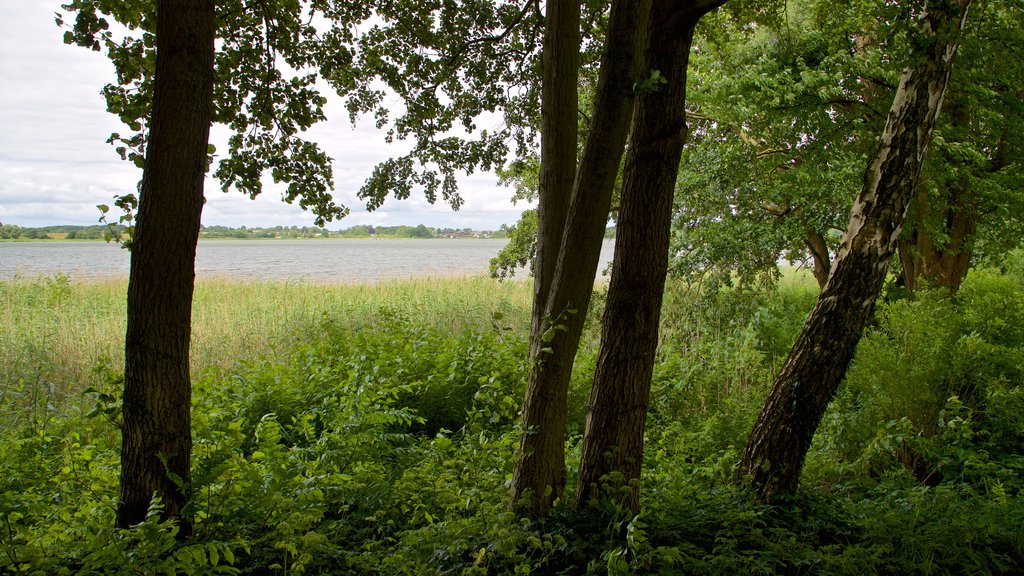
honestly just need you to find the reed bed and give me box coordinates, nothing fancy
[1,274,533,408]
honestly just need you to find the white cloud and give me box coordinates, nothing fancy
[0,2,529,230]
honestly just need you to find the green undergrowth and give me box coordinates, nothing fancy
[2,264,1023,574]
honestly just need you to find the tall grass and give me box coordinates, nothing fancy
[5,265,1024,574]
[1,274,533,409]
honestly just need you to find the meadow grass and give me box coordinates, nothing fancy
[5,264,1024,574]
[0,267,816,408]
[1,274,533,410]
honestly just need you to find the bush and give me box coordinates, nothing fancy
[4,272,1023,574]
[814,265,1024,493]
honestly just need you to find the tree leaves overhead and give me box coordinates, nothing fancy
[328,0,544,211]
[57,0,550,223]
[677,0,881,284]
[922,0,1024,262]
[58,0,344,225]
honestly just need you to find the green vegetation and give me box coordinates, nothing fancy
[13,0,1020,568]
[0,223,509,241]
[0,224,117,240]
[0,224,503,241]
[3,264,1022,574]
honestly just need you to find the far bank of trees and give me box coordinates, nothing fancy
[198,224,496,239]
[0,223,114,239]
[0,223,510,240]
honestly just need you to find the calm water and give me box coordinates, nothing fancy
[0,239,615,282]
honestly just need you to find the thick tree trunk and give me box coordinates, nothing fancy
[524,0,580,468]
[117,0,215,531]
[897,102,977,292]
[511,0,651,517]
[574,0,727,512]
[738,0,972,502]
[898,180,976,292]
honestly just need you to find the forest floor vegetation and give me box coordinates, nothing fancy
[2,264,1022,574]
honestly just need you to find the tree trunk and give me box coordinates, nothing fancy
[511,0,651,517]
[574,0,727,512]
[117,0,215,531]
[897,101,977,292]
[897,180,976,292]
[805,229,832,289]
[527,0,579,434]
[509,0,580,516]
[738,0,972,502]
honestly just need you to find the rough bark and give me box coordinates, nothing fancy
[805,229,832,289]
[738,0,972,502]
[574,0,727,512]
[897,102,978,292]
[528,0,579,418]
[511,0,651,517]
[117,0,215,531]
[898,180,976,292]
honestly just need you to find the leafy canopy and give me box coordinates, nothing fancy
[57,0,557,225]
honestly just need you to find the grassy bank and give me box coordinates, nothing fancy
[2,268,1023,574]
[1,275,532,409]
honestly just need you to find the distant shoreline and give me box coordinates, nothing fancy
[2,223,614,241]
[1,236,500,242]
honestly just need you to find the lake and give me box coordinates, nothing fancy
[0,239,616,282]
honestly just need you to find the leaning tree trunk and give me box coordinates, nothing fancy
[117,0,215,531]
[738,0,972,502]
[511,0,651,517]
[574,0,727,512]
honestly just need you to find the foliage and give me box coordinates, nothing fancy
[674,0,877,283]
[490,208,537,280]
[673,0,1024,285]
[0,225,122,241]
[816,255,1024,490]
[913,0,1024,264]
[4,269,1024,573]
[57,0,346,227]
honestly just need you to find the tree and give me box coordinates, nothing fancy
[59,0,345,227]
[59,0,352,529]
[738,0,974,501]
[671,0,1022,292]
[508,0,579,512]
[510,0,652,517]
[898,0,1024,291]
[116,0,215,530]
[672,0,895,289]
[319,0,544,214]
[575,0,729,512]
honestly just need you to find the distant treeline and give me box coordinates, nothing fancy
[198,224,509,239]
[1,222,618,240]
[0,222,512,240]
[0,223,120,240]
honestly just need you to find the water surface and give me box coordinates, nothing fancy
[0,239,615,283]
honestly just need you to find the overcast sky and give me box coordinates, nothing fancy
[0,2,528,230]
